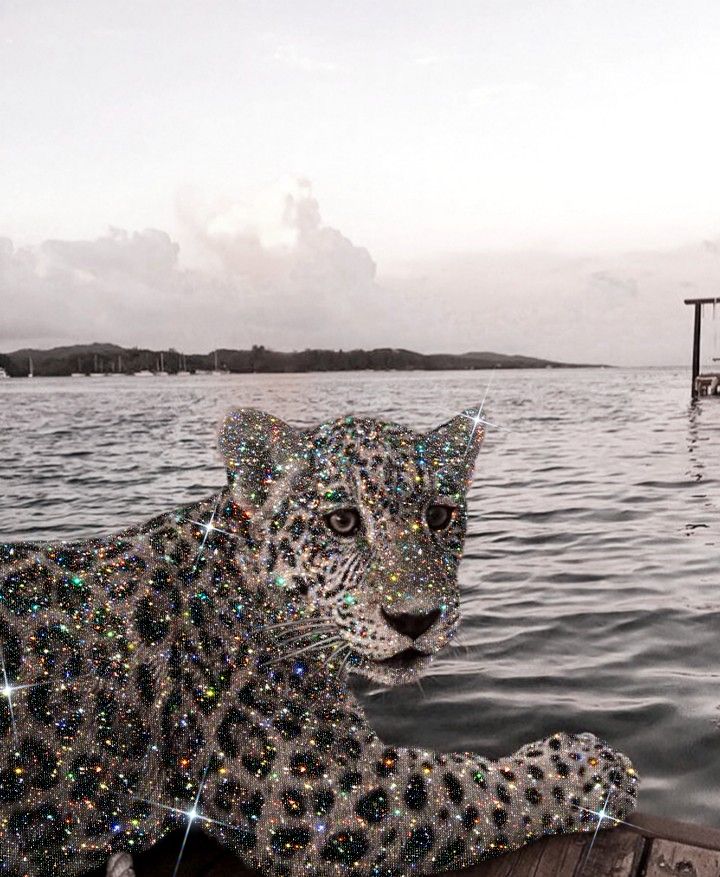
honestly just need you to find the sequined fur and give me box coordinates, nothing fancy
[0,408,638,876]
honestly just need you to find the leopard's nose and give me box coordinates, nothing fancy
[381,607,441,640]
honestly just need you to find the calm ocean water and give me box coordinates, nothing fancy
[0,368,718,826]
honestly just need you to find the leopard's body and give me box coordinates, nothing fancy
[0,408,638,877]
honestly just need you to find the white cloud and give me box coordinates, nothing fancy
[1,179,719,366]
[383,242,720,365]
[192,178,380,340]
[0,180,384,352]
[0,228,200,347]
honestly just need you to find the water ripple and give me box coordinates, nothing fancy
[0,367,718,824]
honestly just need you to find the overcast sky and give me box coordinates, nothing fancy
[2,0,720,365]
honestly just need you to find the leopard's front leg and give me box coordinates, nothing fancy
[312,729,638,872]
[200,702,638,875]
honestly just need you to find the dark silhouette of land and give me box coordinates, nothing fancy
[0,342,599,377]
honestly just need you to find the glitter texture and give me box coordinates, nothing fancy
[0,407,638,876]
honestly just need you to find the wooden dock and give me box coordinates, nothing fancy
[84,812,720,877]
[695,372,720,397]
[684,295,720,398]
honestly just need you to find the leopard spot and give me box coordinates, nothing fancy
[134,596,169,645]
[525,787,543,806]
[0,768,23,802]
[355,788,388,823]
[443,772,464,805]
[340,771,362,792]
[527,765,545,781]
[281,788,307,817]
[462,805,479,831]
[493,807,508,828]
[290,752,324,779]
[401,825,435,864]
[271,827,311,858]
[434,837,466,869]
[495,782,512,804]
[404,773,428,810]
[321,830,369,865]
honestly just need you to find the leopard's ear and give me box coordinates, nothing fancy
[425,407,485,491]
[218,408,307,507]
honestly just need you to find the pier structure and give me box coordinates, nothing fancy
[685,296,720,398]
[82,812,720,877]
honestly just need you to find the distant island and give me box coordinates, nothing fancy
[0,343,599,377]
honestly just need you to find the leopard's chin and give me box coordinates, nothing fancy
[355,648,432,686]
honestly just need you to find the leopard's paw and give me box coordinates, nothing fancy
[570,731,639,825]
[106,852,135,877]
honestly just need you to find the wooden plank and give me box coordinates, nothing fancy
[573,828,646,877]
[81,816,720,877]
[442,829,641,877]
[524,833,588,877]
[627,812,720,852]
[510,832,588,877]
[454,833,588,877]
[644,838,720,877]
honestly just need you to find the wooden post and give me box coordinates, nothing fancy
[691,302,702,398]
[686,296,720,397]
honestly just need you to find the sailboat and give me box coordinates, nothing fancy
[27,356,34,378]
[211,350,227,375]
[71,355,84,377]
[90,353,105,377]
[156,351,169,376]
[109,354,123,376]
[0,367,9,380]
[176,352,190,376]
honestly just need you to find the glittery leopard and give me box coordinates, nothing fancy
[0,408,639,877]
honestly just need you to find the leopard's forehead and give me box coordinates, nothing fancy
[219,406,481,510]
[303,415,466,501]
[307,415,416,449]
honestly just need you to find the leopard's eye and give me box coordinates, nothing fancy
[425,504,455,531]
[325,508,361,537]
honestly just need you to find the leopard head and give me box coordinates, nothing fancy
[219,407,484,684]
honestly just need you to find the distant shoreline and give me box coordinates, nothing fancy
[0,342,602,378]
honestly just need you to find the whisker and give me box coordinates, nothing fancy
[281,639,344,663]
[450,631,473,658]
[327,644,350,674]
[337,649,352,677]
[327,644,349,669]
[273,622,335,640]
[280,630,338,650]
[269,637,343,665]
[258,622,335,648]
[366,686,391,698]
[259,618,326,632]
[273,630,337,651]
